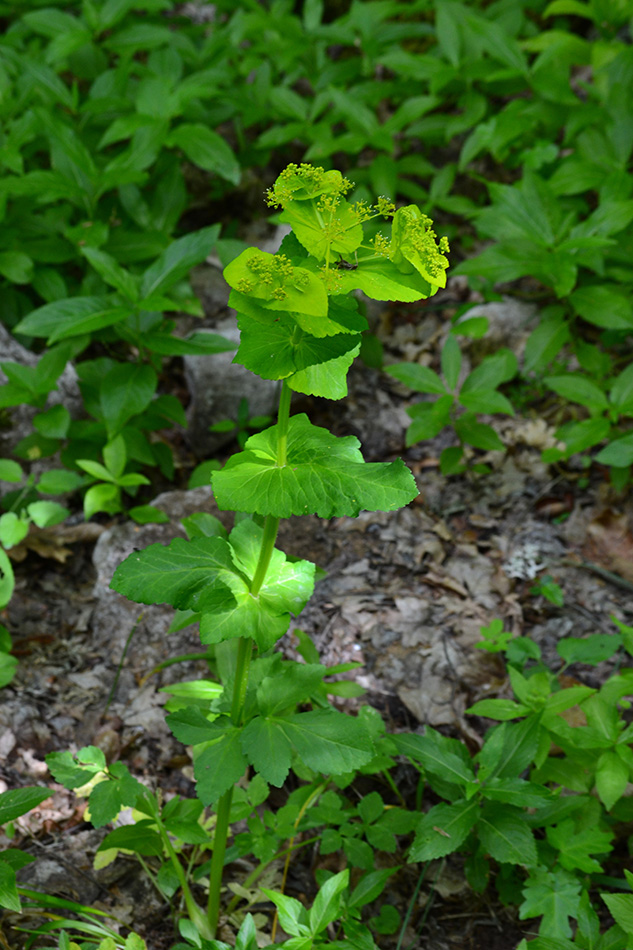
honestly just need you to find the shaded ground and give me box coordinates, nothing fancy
[1,279,633,949]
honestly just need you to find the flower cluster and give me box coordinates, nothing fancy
[265,163,353,209]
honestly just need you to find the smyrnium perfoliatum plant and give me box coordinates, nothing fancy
[110,163,449,939]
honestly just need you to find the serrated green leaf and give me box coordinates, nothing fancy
[520,867,582,939]
[211,414,418,518]
[392,733,475,785]
[98,821,163,856]
[277,709,374,774]
[595,750,629,811]
[240,717,294,786]
[194,729,248,804]
[410,799,480,861]
[546,819,613,873]
[478,804,537,866]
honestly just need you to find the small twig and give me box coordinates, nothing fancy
[104,613,144,713]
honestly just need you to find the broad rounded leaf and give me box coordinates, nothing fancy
[211,414,418,518]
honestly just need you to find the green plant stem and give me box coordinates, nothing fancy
[154,812,212,940]
[207,380,292,937]
[224,835,322,915]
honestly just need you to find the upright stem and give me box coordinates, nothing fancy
[206,380,292,936]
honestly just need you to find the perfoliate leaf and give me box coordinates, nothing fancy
[224,248,328,317]
[235,312,360,382]
[410,800,480,861]
[211,414,418,518]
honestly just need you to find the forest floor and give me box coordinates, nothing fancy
[1,266,633,950]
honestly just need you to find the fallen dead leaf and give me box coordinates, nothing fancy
[584,508,633,584]
[6,521,105,564]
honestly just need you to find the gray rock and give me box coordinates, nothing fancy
[183,316,280,457]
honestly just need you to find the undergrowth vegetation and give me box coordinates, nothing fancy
[1,0,633,948]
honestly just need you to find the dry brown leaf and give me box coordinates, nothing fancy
[584,508,633,583]
[6,522,104,564]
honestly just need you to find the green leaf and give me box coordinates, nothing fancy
[309,869,349,935]
[0,460,22,483]
[235,313,360,383]
[37,469,84,495]
[458,390,514,415]
[392,733,475,786]
[596,434,633,468]
[277,708,374,774]
[410,800,480,861]
[0,787,51,825]
[524,312,570,373]
[0,862,20,912]
[466,699,531,720]
[595,750,629,811]
[140,226,220,300]
[546,819,613,873]
[81,247,139,301]
[455,415,504,451]
[100,364,157,438]
[478,804,537,866]
[481,777,551,808]
[570,285,633,331]
[211,414,418,518]
[461,349,517,393]
[557,635,621,667]
[113,521,315,652]
[240,717,294,786]
[14,296,129,344]
[520,867,582,939]
[167,124,240,185]
[129,505,170,525]
[33,405,71,439]
[98,821,164,857]
[545,374,608,411]
[111,535,238,612]
[602,891,633,938]
[26,501,68,529]
[224,249,328,318]
[441,335,461,390]
[0,251,33,285]
[195,728,248,804]
[0,513,29,549]
[143,331,234,356]
[386,363,446,395]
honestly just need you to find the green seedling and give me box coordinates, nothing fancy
[209,398,273,450]
[387,334,516,475]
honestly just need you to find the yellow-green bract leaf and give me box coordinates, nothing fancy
[279,199,363,261]
[211,414,418,518]
[334,257,441,301]
[389,205,450,287]
[235,312,360,382]
[224,249,327,317]
[287,343,361,399]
